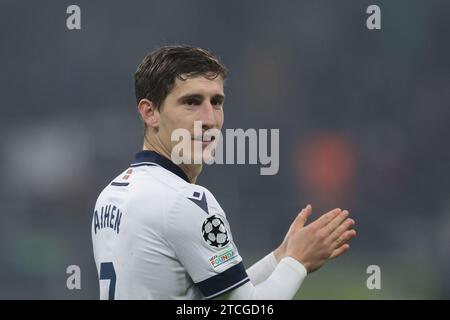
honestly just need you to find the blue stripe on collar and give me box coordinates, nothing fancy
[132,151,190,183]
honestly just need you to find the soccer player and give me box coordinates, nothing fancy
[91,45,356,300]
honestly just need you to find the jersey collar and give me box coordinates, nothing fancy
[132,150,190,183]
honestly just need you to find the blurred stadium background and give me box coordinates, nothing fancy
[1,0,449,299]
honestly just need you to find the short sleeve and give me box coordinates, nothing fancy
[165,186,249,299]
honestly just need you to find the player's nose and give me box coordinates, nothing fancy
[199,101,216,128]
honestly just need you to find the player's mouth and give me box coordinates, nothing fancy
[192,134,216,146]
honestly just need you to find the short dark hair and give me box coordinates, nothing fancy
[134,45,228,109]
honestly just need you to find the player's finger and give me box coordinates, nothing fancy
[329,244,350,259]
[332,229,356,250]
[286,209,304,235]
[328,218,355,242]
[312,208,341,229]
[296,204,312,228]
[321,210,349,235]
[288,205,312,234]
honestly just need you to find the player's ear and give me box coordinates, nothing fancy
[138,99,159,129]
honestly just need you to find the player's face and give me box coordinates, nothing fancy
[157,74,225,162]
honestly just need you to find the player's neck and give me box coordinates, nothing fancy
[142,136,202,184]
[178,163,202,184]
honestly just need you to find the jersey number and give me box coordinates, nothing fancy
[100,262,116,300]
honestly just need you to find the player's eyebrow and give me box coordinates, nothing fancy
[177,93,225,104]
[177,94,203,103]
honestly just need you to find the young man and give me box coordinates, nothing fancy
[91,45,356,300]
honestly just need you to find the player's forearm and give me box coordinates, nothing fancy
[220,257,307,300]
[246,252,278,285]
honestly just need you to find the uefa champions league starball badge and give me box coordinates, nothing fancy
[201,215,230,248]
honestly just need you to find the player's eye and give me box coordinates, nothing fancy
[184,98,201,106]
[211,97,224,108]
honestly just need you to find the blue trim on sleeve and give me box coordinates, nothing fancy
[195,262,250,299]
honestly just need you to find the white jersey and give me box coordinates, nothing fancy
[91,151,249,299]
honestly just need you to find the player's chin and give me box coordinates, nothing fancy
[190,142,217,163]
[191,151,216,164]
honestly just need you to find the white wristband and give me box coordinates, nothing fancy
[222,256,308,300]
[246,252,279,285]
[281,256,308,277]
